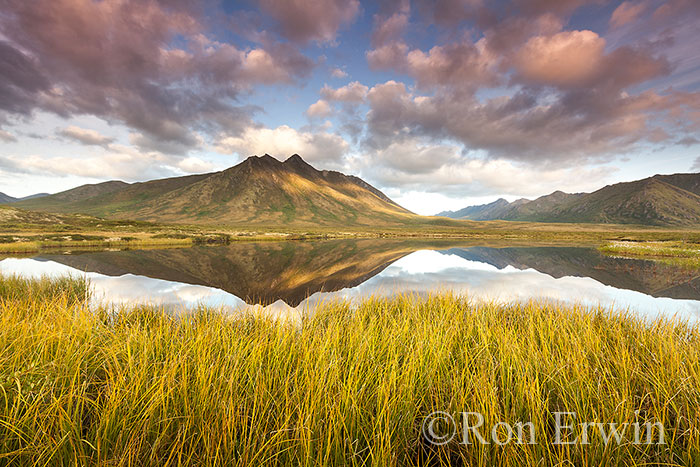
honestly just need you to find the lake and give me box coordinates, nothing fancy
[2,238,700,321]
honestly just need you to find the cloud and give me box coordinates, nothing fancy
[413,0,483,27]
[258,0,361,44]
[215,125,349,164]
[176,157,216,174]
[0,151,180,181]
[0,129,17,143]
[368,38,499,92]
[330,67,348,78]
[678,136,700,146]
[0,0,314,150]
[514,0,605,17]
[306,100,333,118]
[0,41,50,116]
[514,30,606,88]
[353,138,614,198]
[692,157,700,171]
[513,30,670,89]
[372,0,410,46]
[58,126,113,147]
[359,3,687,167]
[320,81,369,103]
[128,131,203,156]
[359,78,694,164]
[610,1,648,29]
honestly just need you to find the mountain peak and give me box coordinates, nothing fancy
[285,154,304,163]
[241,154,280,167]
[12,152,415,226]
[283,154,317,175]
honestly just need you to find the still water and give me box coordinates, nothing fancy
[2,239,700,321]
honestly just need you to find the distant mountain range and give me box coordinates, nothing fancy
[0,192,49,204]
[438,173,700,226]
[12,154,417,226]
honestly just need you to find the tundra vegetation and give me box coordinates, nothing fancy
[0,274,698,465]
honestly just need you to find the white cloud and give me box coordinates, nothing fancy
[0,129,17,143]
[306,99,332,118]
[215,125,349,164]
[321,81,369,103]
[177,157,216,173]
[330,67,348,78]
[58,125,113,146]
[352,138,616,203]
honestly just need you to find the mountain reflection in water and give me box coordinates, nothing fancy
[2,239,700,320]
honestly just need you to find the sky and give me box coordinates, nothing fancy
[0,0,699,215]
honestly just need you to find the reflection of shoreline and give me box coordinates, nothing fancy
[442,247,700,301]
[2,249,700,323]
[36,239,438,306]
[302,251,700,322]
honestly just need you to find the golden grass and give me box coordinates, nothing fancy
[600,241,700,268]
[0,237,194,254]
[0,276,699,465]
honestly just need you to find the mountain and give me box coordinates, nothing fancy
[438,173,700,226]
[0,193,15,204]
[15,154,417,226]
[438,198,511,220]
[40,238,440,306]
[443,246,700,300]
[0,192,50,204]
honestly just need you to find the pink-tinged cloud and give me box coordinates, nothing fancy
[330,67,348,78]
[258,0,361,43]
[0,0,314,149]
[514,0,606,17]
[610,1,648,28]
[58,126,114,147]
[414,0,483,26]
[360,77,698,164]
[514,30,606,87]
[306,99,332,118]
[368,40,498,92]
[321,82,369,103]
[510,29,670,90]
[372,0,410,46]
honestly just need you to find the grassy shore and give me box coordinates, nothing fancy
[6,204,700,257]
[1,276,699,465]
[600,240,700,268]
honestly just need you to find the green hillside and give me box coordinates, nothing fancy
[15,154,418,227]
[441,173,700,226]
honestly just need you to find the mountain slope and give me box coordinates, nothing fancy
[0,193,16,203]
[529,178,700,225]
[15,154,417,226]
[500,191,584,221]
[439,173,700,226]
[438,198,511,220]
[0,192,49,204]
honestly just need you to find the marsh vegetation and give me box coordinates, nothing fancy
[0,275,699,465]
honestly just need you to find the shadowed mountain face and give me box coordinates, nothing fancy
[445,247,700,300]
[36,240,700,306]
[439,172,700,226]
[15,154,417,227]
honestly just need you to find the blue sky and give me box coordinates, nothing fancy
[1,0,699,214]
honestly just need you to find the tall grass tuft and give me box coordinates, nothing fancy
[0,281,699,465]
[0,273,89,304]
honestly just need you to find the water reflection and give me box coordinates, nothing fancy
[2,239,700,321]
